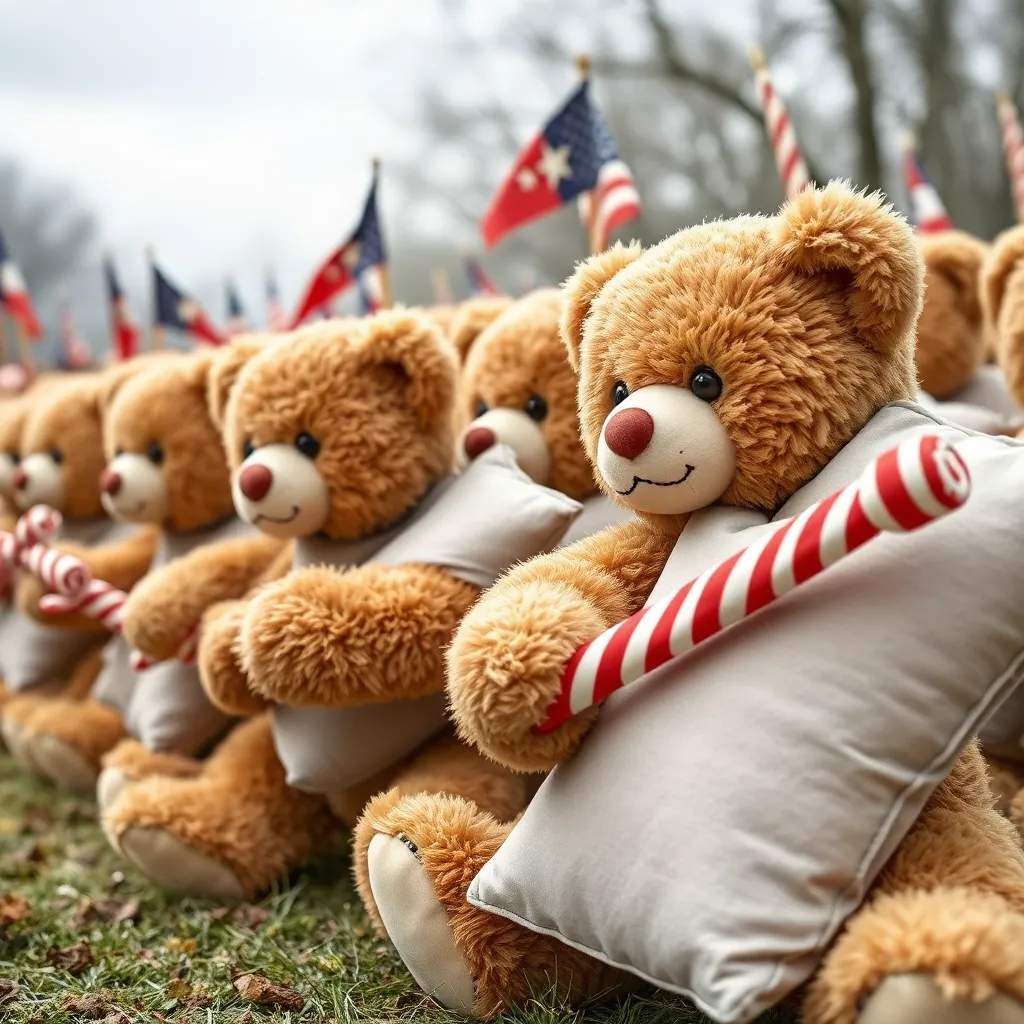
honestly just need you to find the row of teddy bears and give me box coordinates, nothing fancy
[1,182,1024,1024]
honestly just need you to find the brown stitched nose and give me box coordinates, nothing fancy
[463,426,496,461]
[99,469,122,496]
[11,467,27,491]
[239,463,273,502]
[604,407,655,460]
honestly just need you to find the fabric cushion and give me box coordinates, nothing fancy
[468,402,1024,1024]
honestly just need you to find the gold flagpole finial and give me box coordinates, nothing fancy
[747,44,766,72]
[575,53,591,79]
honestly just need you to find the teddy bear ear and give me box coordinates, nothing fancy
[206,335,268,430]
[560,241,643,371]
[358,309,458,431]
[774,181,924,353]
[94,352,177,418]
[982,225,1024,329]
[448,297,513,362]
[920,231,988,328]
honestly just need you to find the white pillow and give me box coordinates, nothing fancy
[468,402,1024,1024]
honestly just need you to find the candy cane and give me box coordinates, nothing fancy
[998,93,1024,224]
[535,434,970,734]
[749,45,811,199]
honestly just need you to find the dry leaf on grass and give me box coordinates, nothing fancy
[0,893,31,926]
[46,939,94,975]
[165,937,197,954]
[62,991,113,1017]
[74,897,140,927]
[233,972,304,1010]
[19,805,53,835]
[207,903,270,928]
[0,981,18,1006]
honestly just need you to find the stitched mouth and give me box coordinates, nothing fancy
[616,465,695,496]
[254,505,300,526]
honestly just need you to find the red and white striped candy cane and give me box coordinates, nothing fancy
[998,93,1024,224]
[129,628,197,671]
[749,46,811,200]
[535,434,970,734]
[39,578,128,632]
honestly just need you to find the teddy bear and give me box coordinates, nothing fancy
[98,310,583,901]
[0,367,156,771]
[358,183,1024,1024]
[7,350,268,796]
[913,230,1023,433]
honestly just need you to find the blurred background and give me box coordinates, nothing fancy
[1,0,1021,362]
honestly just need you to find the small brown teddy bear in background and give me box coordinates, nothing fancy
[362,184,1024,1024]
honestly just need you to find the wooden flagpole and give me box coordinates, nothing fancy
[373,158,393,310]
[147,245,165,350]
[576,54,603,257]
[0,311,10,366]
[14,317,34,376]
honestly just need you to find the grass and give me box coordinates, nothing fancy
[0,753,728,1024]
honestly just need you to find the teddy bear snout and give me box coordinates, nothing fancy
[463,426,496,461]
[99,469,122,496]
[603,408,654,461]
[238,464,273,502]
[11,466,27,491]
[13,452,67,512]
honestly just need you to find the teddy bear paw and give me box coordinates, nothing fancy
[119,826,246,902]
[28,735,98,792]
[367,832,477,1014]
[859,975,1024,1024]
[1,719,40,773]
[96,766,131,813]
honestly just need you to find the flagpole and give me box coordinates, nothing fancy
[13,318,34,376]
[0,312,10,366]
[576,54,603,257]
[146,245,165,350]
[372,157,393,310]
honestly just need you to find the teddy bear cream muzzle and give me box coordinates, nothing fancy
[597,384,736,515]
[100,453,169,524]
[232,443,330,539]
[0,451,21,502]
[457,407,551,485]
[13,452,66,512]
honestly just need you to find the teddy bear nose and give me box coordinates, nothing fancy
[239,464,273,502]
[11,467,27,490]
[604,407,655,460]
[99,469,122,496]
[463,426,497,461]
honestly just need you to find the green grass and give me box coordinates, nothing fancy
[0,753,724,1024]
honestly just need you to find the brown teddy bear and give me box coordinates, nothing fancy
[100,311,581,901]
[0,368,155,772]
[359,184,1024,1024]
[10,352,260,795]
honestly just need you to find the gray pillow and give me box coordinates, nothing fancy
[468,402,1024,1024]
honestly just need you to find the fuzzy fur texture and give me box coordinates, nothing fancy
[448,297,513,363]
[915,231,990,398]
[362,184,1024,1022]
[983,225,1024,405]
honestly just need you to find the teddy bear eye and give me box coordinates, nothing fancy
[295,432,320,460]
[473,399,488,418]
[115,446,124,458]
[147,442,164,466]
[49,448,64,465]
[7,452,19,466]
[612,381,630,407]
[524,395,548,422]
[242,439,255,460]
[690,367,723,403]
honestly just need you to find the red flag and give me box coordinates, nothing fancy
[0,230,42,339]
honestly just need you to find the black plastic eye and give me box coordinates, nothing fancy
[295,432,320,459]
[147,442,164,466]
[242,439,255,460]
[8,452,19,466]
[612,381,630,407]
[114,446,124,458]
[473,399,488,418]
[524,394,548,422]
[50,448,64,465]
[690,366,723,403]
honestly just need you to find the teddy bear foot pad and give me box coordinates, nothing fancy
[859,974,1024,1024]
[1,720,41,773]
[29,735,98,792]
[367,832,477,1014]
[119,827,245,902]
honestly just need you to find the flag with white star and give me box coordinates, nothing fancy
[289,165,388,328]
[152,261,227,346]
[481,78,640,249]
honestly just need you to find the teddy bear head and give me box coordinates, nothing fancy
[99,352,235,531]
[982,224,1024,401]
[0,393,33,506]
[914,230,988,398]
[13,373,110,519]
[220,311,457,540]
[455,288,597,499]
[561,181,923,522]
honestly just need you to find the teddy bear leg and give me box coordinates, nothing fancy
[97,736,202,812]
[0,693,52,773]
[104,714,334,900]
[804,746,1024,1024]
[355,789,630,1017]
[25,698,126,792]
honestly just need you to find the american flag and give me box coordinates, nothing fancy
[152,261,227,346]
[481,77,640,250]
[58,296,93,370]
[902,141,953,234]
[0,228,42,340]
[225,279,249,336]
[465,256,502,297]
[289,163,388,328]
[104,256,142,360]
[265,269,288,331]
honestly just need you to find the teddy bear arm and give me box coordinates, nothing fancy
[121,534,285,660]
[448,516,679,773]
[197,598,269,716]
[242,563,478,707]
